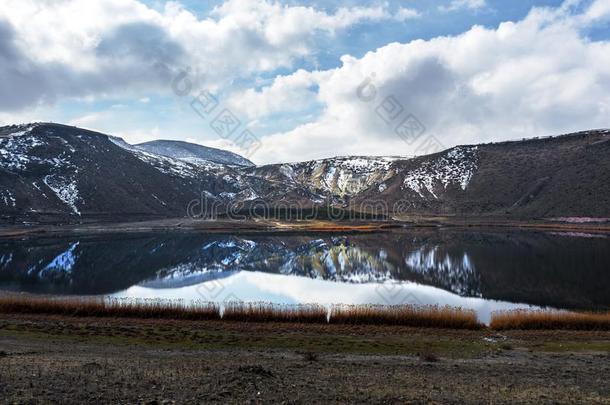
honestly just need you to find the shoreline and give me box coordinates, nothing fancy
[2,216,610,238]
[1,294,609,331]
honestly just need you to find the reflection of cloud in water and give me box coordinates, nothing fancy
[113,271,539,324]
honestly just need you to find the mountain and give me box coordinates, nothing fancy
[349,130,610,218]
[1,122,609,224]
[0,123,253,224]
[136,139,254,167]
[241,130,610,219]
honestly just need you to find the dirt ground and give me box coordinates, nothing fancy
[0,314,609,404]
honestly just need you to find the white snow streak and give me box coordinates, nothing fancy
[403,146,478,199]
[43,175,81,215]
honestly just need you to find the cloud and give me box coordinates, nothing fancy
[248,1,610,164]
[394,7,422,21]
[439,0,487,13]
[580,0,610,23]
[211,0,393,37]
[119,126,162,144]
[68,112,109,128]
[227,69,324,119]
[2,0,609,167]
[95,22,184,66]
[0,10,182,111]
[0,0,406,113]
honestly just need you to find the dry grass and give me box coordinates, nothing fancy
[491,310,610,331]
[329,304,482,329]
[8,296,608,331]
[222,302,328,323]
[0,295,220,321]
[0,295,486,328]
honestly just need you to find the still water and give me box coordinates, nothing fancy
[1,228,608,323]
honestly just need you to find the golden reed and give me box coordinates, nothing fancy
[330,304,481,329]
[0,295,483,329]
[491,309,610,330]
[0,295,220,320]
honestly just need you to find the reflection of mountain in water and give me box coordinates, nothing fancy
[1,230,609,311]
[143,237,400,288]
[405,246,481,297]
[0,233,475,295]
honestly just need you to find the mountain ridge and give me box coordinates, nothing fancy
[1,122,609,224]
[136,139,254,167]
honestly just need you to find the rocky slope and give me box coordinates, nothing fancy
[1,122,609,224]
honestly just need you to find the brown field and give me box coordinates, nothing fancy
[491,310,610,331]
[1,313,609,403]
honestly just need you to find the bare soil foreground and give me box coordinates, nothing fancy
[1,314,609,404]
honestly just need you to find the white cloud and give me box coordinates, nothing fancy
[68,112,109,128]
[439,0,487,12]
[394,7,422,21]
[67,111,161,144]
[118,126,162,145]
[248,1,610,164]
[194,137,253,157]
[0,0,402,112]
[211,0,393,39]
[580,0,610,23]
[227,69,324,119]
[2,0,609,167]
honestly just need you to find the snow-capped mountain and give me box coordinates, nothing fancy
[136,139,254,167]
[0,123,251,223]
[1,122,610,224]
[242,156,402,205]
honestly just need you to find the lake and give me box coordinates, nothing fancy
[1,228,609,323]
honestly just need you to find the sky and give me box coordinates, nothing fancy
[0,0,609,164]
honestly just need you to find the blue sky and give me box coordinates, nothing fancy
[1,0,609,163]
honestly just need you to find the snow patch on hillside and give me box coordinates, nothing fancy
[43,175,81,215]
[0,190,16,207]
[308,157,396,196]
[403,147,478,198]
[279,164,295,180]
[0,125,45,171]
